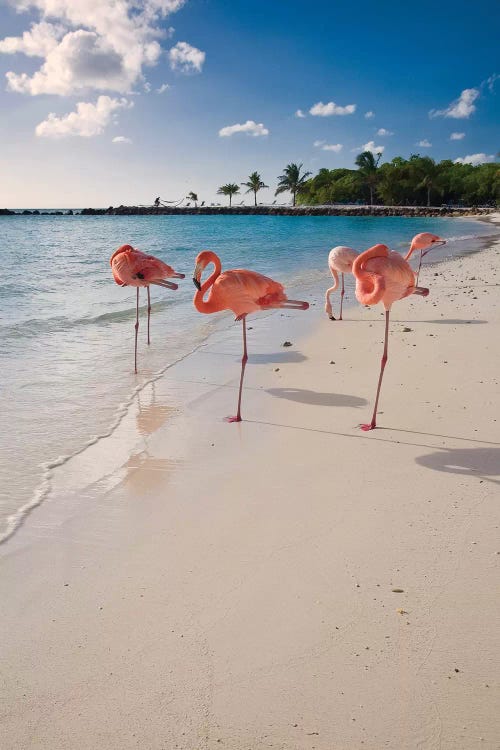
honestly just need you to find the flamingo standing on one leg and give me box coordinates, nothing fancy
[353,244,430,431]
[325,246,358,320]
[110,244,185,373]
[192,250,309,422]
[404,233,446,284]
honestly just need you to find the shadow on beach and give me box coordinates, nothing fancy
[201,350,307,364]
[415,447,500,485]
[267,387,367,408]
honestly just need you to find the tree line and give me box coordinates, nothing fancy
[191,154,498,209]
[298,152,499,207]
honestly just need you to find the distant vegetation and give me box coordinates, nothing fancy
[298,153,499,207]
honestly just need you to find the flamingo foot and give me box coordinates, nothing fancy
[360,422,376,431]
[224,415,242,423]
[329,314,336,321]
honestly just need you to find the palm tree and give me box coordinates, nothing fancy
[187,191,198,207]
[355,151,382,205]
[412,156,442,207]
[217,183,240,207]
[241,171,268,206]
[275,163,312,206]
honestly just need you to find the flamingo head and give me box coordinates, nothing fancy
[192,250,221,290]
[408,233,446,258]
[110,244,134,266]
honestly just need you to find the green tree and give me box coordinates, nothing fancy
[186,191,198,207]
[355,150,382,205]
[275,163,312,206]
[241,171,268,206]
[217,183,240,207]
[410,156,443,207]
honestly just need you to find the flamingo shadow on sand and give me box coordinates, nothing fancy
[247,351,307,365]
[415,447,500,486]
[200,350,307,365]
[267,388,367,408]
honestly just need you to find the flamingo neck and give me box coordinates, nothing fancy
[194,252,223,313]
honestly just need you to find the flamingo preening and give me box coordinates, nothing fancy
[353,244,429,431]
[110,244,185,373]
[325,246,358,320]
[192,250,309,422]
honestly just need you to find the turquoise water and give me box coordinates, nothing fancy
[0,214,497,542]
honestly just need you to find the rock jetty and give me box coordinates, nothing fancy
[1,206,495,217]
[80,205,495,217]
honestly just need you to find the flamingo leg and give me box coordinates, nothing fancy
[361,309,390,431]
[147,286,151,345]
[134,287,139,374]
[339,272,345,320]
[226,316,248,423]
[416,250,423,285]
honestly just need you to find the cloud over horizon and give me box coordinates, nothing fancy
[354,140,384,154]
[219,120,269,137]
[35,95,132,138]
[454,153,495,165]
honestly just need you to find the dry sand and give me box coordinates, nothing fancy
[1,225,500,749]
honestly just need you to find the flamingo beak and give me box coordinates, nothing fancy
[192,262,202,289]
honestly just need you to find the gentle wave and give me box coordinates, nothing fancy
[0,297,179,339]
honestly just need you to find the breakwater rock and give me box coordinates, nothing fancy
[79,205,496,217]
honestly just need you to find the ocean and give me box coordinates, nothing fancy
[1,213,497,542]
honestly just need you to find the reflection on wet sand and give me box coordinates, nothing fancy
[136,383,179,436]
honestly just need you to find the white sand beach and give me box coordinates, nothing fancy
[2,225,500,749]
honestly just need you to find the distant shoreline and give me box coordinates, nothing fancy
[0,205,496,218]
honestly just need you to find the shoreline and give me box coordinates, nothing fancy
[2,223,500,748]
[1,205,496,217]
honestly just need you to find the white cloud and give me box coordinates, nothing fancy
[168,41,205,74]
[484,72,499,92]
[364,110,374,119]
[0,21,63,56]
[358,140,384,154]
[295,109,306,118]
[429,88,479,119]
[417,139,432,147]
[112,135,132,144]
[454,153,495,166]
[0,0,188,96]
[219,120,269,137]
[376,128,393,136]
[450,132,465,140]
[157,83,170,93]
[35,95,132,138]
[313,140,342,152]
[309,100,356,116]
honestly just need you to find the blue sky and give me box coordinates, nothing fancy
[0,0,498,207]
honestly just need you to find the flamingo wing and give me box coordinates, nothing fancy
[214,269,286,317]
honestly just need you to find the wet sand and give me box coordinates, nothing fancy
[1,225,500,749]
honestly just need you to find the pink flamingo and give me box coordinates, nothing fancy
[353,244,430,431]
[192,250,309,422]
[404,233,445,284]
[110,244,185,373]
[325,246,359,320]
